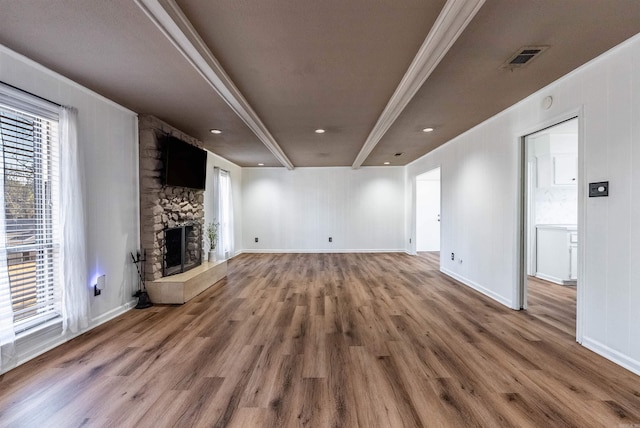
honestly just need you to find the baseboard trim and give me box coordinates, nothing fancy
[535,272,576,286]
[241,249,407,254]
[440,267,513,308]
[91,300,137,326]
[582,336,640,377]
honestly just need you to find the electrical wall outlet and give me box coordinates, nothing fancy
[329,237,332,242]
[451,252,455,261]
[255,237,259,243]
[94,274,105,296]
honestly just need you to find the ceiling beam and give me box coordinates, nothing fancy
[135,0,295,170]
[351,0,485,169]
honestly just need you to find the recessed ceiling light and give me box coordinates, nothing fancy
[258,163,264,166]
[210,129,222,134]
[383,161,391,165]
[422,127,434,133]
[315,129,325,134]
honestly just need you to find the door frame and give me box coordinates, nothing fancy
[515,107,585,343]
[411,165,442,256]
[415,167,442,253]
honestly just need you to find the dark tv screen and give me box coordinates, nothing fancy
[162,136,207,190]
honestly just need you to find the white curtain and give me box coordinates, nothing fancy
[0,138,17,373]
[59,106,89,334]
[213,168,234,260]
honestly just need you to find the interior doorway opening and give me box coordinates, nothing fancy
[416,168,441,264]
[521,117,579,339]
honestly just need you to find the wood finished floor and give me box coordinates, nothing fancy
[1,252,640,427]
[527,275,577,338]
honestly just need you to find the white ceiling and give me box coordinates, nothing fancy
[0,0,639,168]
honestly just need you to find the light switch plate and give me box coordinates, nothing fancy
[589,181,609,197]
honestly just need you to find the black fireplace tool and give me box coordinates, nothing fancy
[131,250,153,309]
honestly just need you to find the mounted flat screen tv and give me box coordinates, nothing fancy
[162,136,207,190]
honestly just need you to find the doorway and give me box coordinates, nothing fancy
[521,117,579,338]
[416,168,441,262]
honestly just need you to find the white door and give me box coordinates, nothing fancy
[416,168,441,251]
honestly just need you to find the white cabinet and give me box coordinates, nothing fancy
[553,155,577,185]
[536,154,577,187]
[536,225,577,285]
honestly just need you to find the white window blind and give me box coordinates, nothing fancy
[0,89,61,333]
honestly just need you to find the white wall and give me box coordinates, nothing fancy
[203,151,243,256]
[1,45,139,365]
[242,167,405,252]
[406,33,640,375]
[407,122,517,307]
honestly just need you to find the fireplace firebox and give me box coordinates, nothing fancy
[163,224,201,276]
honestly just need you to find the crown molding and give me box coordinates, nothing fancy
[135,0,295,170]
[352,0,485,168]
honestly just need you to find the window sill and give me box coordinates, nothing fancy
[15,316,63,340]
[15,318,64,366]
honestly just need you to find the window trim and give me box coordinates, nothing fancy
[1,82,61,334]
[0,82,59,121]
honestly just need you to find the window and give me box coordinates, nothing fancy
[0,87,60,334]
[214,167,234,260]
[219,170,232,258]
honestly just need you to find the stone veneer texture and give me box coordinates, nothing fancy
[138,115,205,281]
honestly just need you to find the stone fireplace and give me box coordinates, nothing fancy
[138,115,205,281]
[139,115,228,305]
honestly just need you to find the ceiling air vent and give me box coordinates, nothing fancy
[502,46,549,69]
